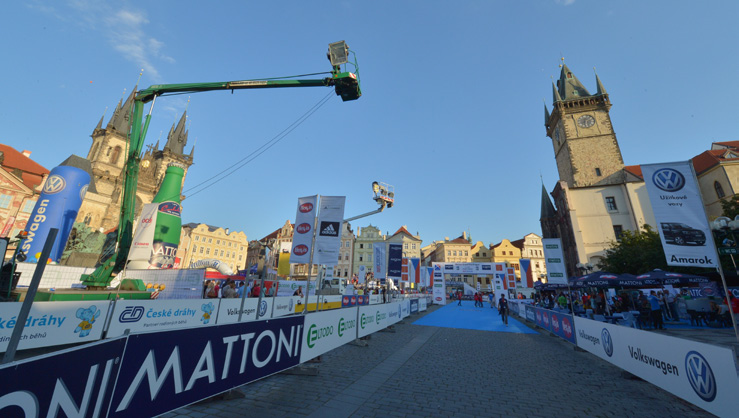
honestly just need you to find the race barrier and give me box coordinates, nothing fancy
[574,316,739,417]
[0,301,411,417]
[509,301,576,345]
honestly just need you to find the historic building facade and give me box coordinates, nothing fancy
[0,145,49,246]
[386,226,422,259]
[337,222,355,279]
[180,223,248,273]
[352,224,385,275]
[511,233,547,283]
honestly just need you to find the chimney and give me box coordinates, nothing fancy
[22,150,31,158]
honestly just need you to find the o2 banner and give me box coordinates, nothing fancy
[641,161,718,268]
[0,337,127,418]
[110,316,305,418]
[542,238,567,284]
[574,317,739,416]
[0,301,110,352]
[291,195,318,264]
[314,196,346,265]
[387,244,402,280]
[373,242,386,279]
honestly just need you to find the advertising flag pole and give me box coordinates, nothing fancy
[303,196,320,314]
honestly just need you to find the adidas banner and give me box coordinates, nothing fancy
[291,195,318,264]
[314,196,346,265]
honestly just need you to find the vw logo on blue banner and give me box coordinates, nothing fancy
[652,168,686,192]
[43,174,66,194]
[601,328,614,357]
[685,351,717,402]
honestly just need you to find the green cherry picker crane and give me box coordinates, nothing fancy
[80,41,361,290]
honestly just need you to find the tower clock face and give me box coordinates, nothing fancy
[577,115,596,128]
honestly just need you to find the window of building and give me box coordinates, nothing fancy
[359,255,363,262]
[613,225,624,241]
[412,244,416,249]
[346,241,350,248]
[220,250,224,257]
[447,250,451,256]
[595,167,602,176]
[513,263,519,271]
[239,255,243,261]
[605,196,618,211]
[359,243,364,249]
[453,251,457,256]
[226,251,230,258]
[482,252,487,257]
[208,238,212,243]
[345,254,349,261]
[21,200,36,213]
[206,248,210,255]
[404,243,408,249]
[0,194,13,209]
[110,146,122,164]
[715,181,725,199]
[193,245,197,252]
[464,251,468,256]
[194,236,199,241]
[199,247,204,254]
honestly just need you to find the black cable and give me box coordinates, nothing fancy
[182,91,335,199]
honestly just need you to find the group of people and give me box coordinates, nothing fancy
[203,279,272,299]
[454,290,510,326]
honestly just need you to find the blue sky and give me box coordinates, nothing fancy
[2,1,737,246]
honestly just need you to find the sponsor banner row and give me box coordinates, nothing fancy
[357,301,404,338]
[574,316,739,417]
[532,307,576,344]
[0,301,111,352]
[341,294,370,307]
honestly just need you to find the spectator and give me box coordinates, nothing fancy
[251,283,261,298]
[648,290,665,330]
[205,281,218,299]
[293,287,304,297]
[498,294,509,326]
[665,290,678,320]
[222,281,237,298]
[203,280,211,298]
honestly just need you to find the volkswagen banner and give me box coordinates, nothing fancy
[641,161,717,268]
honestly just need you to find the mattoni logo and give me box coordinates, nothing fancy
[299,202,314,213]
[319,221,339,237]
[43,175,66,194]
[601,328,614,357]
[293,245,309,256]
[652,168,686,192]
[685,351,717,402]
[296,223,311,234]
[119,306,144,323]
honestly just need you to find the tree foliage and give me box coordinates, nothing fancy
[597,225,667,274]
[721,195,739,219]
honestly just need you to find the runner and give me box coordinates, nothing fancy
[499,293,509,326]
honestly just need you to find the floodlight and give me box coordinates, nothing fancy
[328,41,349,66]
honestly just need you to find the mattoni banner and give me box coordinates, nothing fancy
[291,195,318,264]
[641,161,717,268]
[314,196,346,265]
[542,238,567,284]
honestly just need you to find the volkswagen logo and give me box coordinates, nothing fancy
[259,300,268,317]
[685,351,717,402]
[43,175,66,194]
[601,328,614,357]
[652,168,685,192]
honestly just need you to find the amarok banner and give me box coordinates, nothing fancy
[641,161,717,268]
[291,195,318,264]
[314,196,346,265]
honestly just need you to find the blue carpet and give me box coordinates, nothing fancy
[413,300,538,334]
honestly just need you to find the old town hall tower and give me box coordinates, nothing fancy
[544,64,625,188]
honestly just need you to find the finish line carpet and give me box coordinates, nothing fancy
[413,300,538,334]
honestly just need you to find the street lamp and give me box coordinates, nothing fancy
[710,216,739,274]
[576,262,593,275]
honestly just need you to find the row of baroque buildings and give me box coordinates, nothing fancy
[540,64,738,277]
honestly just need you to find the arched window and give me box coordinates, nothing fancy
[715,181,725,199]
[110,146,122,164]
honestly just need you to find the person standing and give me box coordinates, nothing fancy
[648,290,665,330]
[457,291,462,306]
[489,292,495,309]
[499,294,509,326]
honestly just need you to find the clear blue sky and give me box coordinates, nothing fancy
[2,1,737,246]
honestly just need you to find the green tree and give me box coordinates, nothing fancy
[597,225,667,274]
[720,195,739,219]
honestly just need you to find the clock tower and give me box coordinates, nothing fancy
[544,64,625,188]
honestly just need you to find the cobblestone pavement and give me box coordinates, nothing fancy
[163,304,713,418]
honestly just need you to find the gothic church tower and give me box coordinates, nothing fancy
[79,88,194,231]
[544,65,625,188]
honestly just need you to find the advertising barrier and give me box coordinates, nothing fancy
[215,298,263,324]
[106,299,216,337]
[341,294,358,308]
[110,316,305,418]
[369,294,382,305]
[401,299,410,318]
[419,297,427,311]
[300,307,358,363]
[574,316,739,416]
[0,301,111,352]
[357,303,393,338]
[410,298,419,313]
[525,304,536,323]
[548,310,576,344]
[0,336,127,418]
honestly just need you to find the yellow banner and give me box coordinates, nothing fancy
[277,252,291,276]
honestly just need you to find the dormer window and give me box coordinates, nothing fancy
[567,72,573,79]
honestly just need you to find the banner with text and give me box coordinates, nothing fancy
[373,242,386,279]
[314,196,346,265]
[542,238,567,284]
[641,161,718,268]
[387,244,402,279]
[106,299,216,338]
[291,195,318,264]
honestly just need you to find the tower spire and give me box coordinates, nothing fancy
[558,64,591,100]
[544,100,551,126]
[594,67,607,96]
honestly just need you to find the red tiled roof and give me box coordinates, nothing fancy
[510,238,524,249]
[624,165,642,179]
[449,238,469,244]
[691,149,737,175]
[261,228,280,242]
[0,144,49,189]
